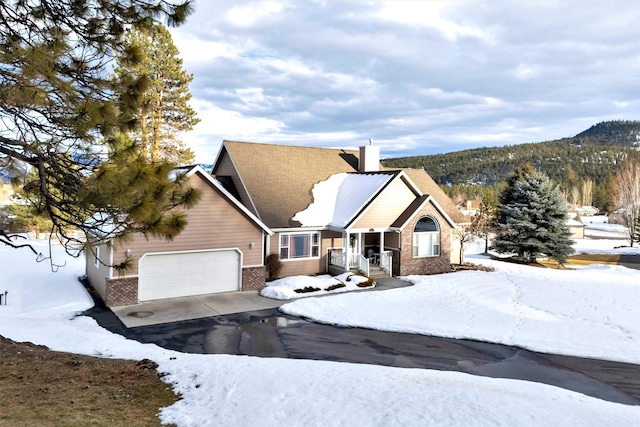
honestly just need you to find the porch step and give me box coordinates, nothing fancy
[353,264,389,278]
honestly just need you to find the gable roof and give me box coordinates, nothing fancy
[212,140,464,229]
[213,141,360,228]
[292,171,398,228]
[395,168,467,224]
[390,195,457,230]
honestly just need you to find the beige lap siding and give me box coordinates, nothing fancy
[85,241,112,301]
[269,230,342,277]
[111,174,266,275]
[351,178,417,229]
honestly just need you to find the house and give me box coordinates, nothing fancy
[86,141,464,306]
[212,140,465,280]
[567,217,586,239]
[85,165,272,307]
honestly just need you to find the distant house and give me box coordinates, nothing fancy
[86,141,465,306]
[566,216,585,239]
[212,140,465,280]
[458,199,482,217]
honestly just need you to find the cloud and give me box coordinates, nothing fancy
[226,1,284,27]
[171,0,640,163]
[377,1,493,42]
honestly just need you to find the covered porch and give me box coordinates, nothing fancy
[328,229,399,277]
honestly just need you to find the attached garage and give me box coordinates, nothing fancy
[138,249,241,301]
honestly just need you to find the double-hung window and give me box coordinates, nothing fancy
[280,232,320,260]
[413,216,440,257]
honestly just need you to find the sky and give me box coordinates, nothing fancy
[1,231,639,425]
[167,0,640,164]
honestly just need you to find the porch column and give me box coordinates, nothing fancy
[379,231,385,254]
[344,231,350,268]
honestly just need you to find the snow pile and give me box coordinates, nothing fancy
[292,172,392,227]
[1,240,639,425]
[281,255,640,364]
[260,272,373,300]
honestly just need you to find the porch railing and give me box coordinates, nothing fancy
[330,251,369,276]
[351,253,369,276]
[330,251,347,269]
[380,250,393,277]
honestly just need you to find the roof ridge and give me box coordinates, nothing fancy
[224,139,360,153]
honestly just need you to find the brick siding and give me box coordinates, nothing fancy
[242,266,266,291]
[397,208,452,276]
[105,277,138,307]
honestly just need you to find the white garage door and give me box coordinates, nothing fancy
[138,249,241,301]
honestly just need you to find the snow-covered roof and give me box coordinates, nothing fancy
[292,172,394,228]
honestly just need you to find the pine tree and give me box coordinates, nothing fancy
[495,167,574,264]
[0,1,198,262]
[114,24,199,165]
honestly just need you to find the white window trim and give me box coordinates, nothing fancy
[279,231,320,261]
[94,246,101,268]
[413,216,441,258]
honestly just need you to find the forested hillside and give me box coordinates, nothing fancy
[383,120,640,187]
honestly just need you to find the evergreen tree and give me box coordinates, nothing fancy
[0,1,199,262]
[114,24,199,164]
[495,167,574,264]
[593,172,616,213]
[499,163,536,206]
[634,212,640,245]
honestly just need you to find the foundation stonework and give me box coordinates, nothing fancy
[242,266,266,291]
[105,277,138,307]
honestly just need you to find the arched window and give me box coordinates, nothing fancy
[413,216,440,257]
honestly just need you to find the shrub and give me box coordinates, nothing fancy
[325,283,346,292]
[294,286,321,294]
[265,254,282,281]
[356,277,374,287]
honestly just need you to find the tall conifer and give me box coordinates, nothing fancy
[495,166,574,264]
[0,1,198,262]
[115,24,199,165]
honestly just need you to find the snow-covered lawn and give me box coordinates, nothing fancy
[1,238,639,426]
[260,272,373,300]
[282,256,640,364]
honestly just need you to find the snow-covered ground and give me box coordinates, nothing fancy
[581,215,632,240]
[282,254,640,364]
[1,233,639,426]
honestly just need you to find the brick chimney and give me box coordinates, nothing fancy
[359,139,380,172]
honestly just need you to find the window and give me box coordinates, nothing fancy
[94,247,100,268]
[413,216,440,257]
[279,232,320,260]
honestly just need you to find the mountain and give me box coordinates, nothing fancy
[382,120,640,186]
